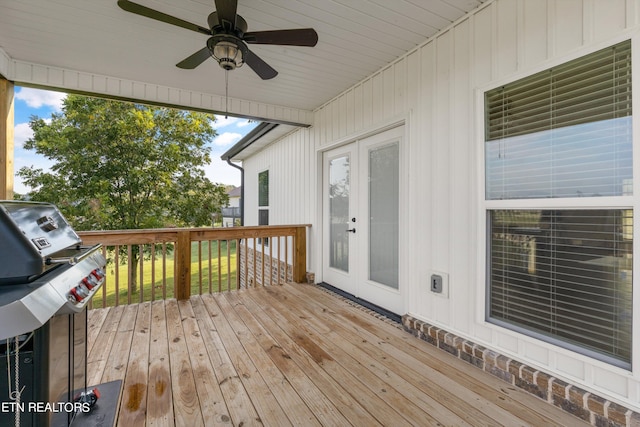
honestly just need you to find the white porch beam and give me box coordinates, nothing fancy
[0,48,312,127]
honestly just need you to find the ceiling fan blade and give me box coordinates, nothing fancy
[213,0,238,30]
[245,49,278,80]
[244,29,318,46]
[176,47,212,69]
[117,0,211,36]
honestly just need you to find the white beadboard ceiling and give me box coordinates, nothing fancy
[0,0,486,121]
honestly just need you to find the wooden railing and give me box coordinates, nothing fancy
[78,225,309,308]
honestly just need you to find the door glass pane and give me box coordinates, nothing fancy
[369,143,399,288]
[329,155,350,272]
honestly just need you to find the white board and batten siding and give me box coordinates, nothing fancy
[0,54,313,127]
[242,0,640,411]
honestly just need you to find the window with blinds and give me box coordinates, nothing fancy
[484,40,634,368]
[258,170,269,207]
[485,40,632,200]
[488,210,632,367]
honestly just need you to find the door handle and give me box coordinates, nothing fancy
[347,217,356,233]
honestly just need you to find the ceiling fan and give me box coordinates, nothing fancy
[117,0,319,80]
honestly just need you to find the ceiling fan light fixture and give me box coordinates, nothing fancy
[118,0,316,79]
[208,37,245,70]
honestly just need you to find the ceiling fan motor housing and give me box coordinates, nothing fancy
[207,12,248,34]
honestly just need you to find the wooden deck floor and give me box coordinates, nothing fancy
[87,283,588,427]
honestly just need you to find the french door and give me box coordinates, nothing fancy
[322,126,404,314]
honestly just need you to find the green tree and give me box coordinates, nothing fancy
[18,94,229,291]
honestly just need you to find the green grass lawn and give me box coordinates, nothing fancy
[91,240,238,308]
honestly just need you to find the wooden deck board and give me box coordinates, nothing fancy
[146,300,174,427]
[88,283,590,427]
[117,301,151,427]
[87,304,124,387]
[101,304,137,384]
[250,286,467,426]
[86,305,110,356]
[283,284,569,426]
[203,296,310,426]
[165,299,204,426]
[271,284,533,426]
[195,294,275,427]
[228,290,395,427]
[213,292,341,426]
[283,284,570,426]
[177,300,232,427]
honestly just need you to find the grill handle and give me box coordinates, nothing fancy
[44,244,102,266]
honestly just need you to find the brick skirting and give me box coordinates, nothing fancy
[402,315,640,427]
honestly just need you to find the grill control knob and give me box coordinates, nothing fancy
[82,277,95,290]
[77,284,89,297]
[91,269,104,281]
[69,287,84,303]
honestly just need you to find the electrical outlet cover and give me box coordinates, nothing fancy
[429,271,449,298]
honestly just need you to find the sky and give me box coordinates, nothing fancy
[12,87,254,194]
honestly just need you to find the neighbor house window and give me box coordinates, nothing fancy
[484,40,633,368]
[258,170,269,244]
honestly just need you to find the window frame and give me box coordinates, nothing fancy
[477,37,638,370]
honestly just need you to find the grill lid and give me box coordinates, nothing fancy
[0,201,82,282]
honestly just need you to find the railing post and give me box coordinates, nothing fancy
[176,230,191,300]
[293,226,307,283]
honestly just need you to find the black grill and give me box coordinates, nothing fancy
[0,201,106,427]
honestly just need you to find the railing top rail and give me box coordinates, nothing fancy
[80,223,309,307]
[78,224,311,245]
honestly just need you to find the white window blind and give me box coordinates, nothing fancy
[485,41,632,200]
[488,210,632,366]
[489,210,633,365]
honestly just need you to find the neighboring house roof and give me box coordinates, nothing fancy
[228,186,242,198]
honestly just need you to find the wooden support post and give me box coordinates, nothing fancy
[176,230,191,300]
[293,226,307,283]
[0,77,14,200]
